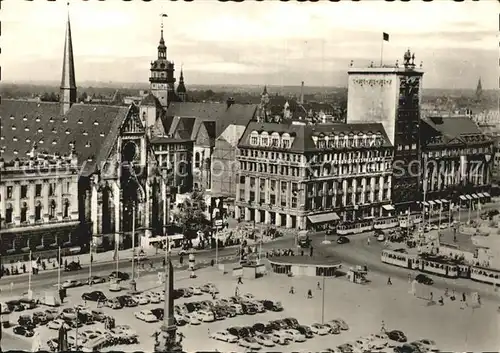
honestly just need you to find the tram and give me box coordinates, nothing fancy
[470,266,500,286]
[374,216,400,230]
[336,219,374,236]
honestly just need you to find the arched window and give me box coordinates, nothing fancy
[20,202,28,223]
[5,203,13,223]
[271,132,280,147]
[282,133,291,148]
[49,200,56,219]
[35,201,42,221]
[260,132,269,147]
[250,131,259,145]
[63,199,70,218]
[195,152,200,168]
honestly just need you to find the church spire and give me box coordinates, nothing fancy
[476,77,483,102]
[60,2,77,115]
[177,65,187,101]
[158,14,167,59]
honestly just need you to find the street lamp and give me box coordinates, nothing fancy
[130,203,137,292]
[321,270,326,324]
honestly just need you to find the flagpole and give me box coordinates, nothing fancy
[28,250,32,297]
[380,39,384,67]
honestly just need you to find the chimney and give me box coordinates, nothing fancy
[226,97,235,108]
[300,81,304,104]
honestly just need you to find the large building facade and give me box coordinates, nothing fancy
[235,121,393,230]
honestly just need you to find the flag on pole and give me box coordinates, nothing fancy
[383,32,389,42]
[161,13,168,17]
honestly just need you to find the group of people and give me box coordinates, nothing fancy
[288,281,323,299]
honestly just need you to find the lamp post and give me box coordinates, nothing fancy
[57,246,61,289]
[321,271,326,324]
[88,240,93,287]
[28,250,32,298]
[468,199,472,224]
[130,203,137,291]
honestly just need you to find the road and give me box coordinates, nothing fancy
[1,330,32,352]
[0,237,296,295]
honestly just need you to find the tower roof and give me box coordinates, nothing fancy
[177,69,186,93]
[60,12,76,90]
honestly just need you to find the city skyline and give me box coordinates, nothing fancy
[2,1,498,89]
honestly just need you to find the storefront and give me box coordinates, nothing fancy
[306,212,340,231]
[269,256,342,277]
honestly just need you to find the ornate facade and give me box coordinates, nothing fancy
[235,121,394,230]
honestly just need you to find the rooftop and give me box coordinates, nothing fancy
[269,255,342,267]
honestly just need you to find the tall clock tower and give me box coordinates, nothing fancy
[346,49,424,212]
[149,26,176,107]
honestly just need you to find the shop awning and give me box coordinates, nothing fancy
[466,195,473,200]
[382,204,395,211]
[434,200,442,204]
[428,201,436,206]
[422,201,430,206]
[483,192,491,197]
[308,212,340,224]
[459,195,467,201]
[476,193,485,198]
[471,194,479,199]
[440,199,448,203]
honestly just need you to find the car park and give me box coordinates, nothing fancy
[134,310,158,322]
[254,333,276,347]
[210,331,238,343]
[82,291,107,302]
[13,325,35,337]
[310,323,331,335]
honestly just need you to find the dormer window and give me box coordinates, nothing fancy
[26,138,31,143]
[93,120,99,126]
[11,125,16,130]
[9,115,14,120]
[65,129,71,135]
[49,117,54,123]
[38,128,43,133]
[13,137,18,142]
[35,117,40,122]
[99,132,105,137]
[39,139,44,144]
[63,118,68,123]
[77,119,83,124]
[24,127,29,132]
[85,142,91,148]
[52,140,57,145]
[23,116,28,121]
[83,131,88,136]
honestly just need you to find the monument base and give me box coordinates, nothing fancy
[154,325,183,352]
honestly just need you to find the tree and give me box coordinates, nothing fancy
[174,189,209,232]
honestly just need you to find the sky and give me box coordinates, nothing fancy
[1,0,499,89]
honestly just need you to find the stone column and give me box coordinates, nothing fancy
[286,214,292,229]
[265,179,270,203]
[342,179,348,206]
[28,182,36,222]
[245,177,250,201]
[351,179,357,206]
[255,209,261,224]
[234,206,240,220]
[370,177,376,203]
[57,180,64,218]
[265,210,270,224]
[144,181,152,238]
[297,215,303,230]
[361,177,367,204]
[13,183,21,225]
[97,201,103,234]
[387,176,392,201]
[70,178,78,220]
[91,182,99,235]
[275,213,282,227]
[42,181,49,221]
[244,207,251,222]
[0,185,5,223]
[378,176,384,201]
[235,178,241,202]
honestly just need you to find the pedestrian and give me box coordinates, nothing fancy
[307,289,313,299]
[408,273,411,283]
[387,277,392,285]
[207,328,210,336]
[438,296,444,306]
[237,277,243,285]
[150,261,154,270]
[381,320,385,332]
[430,292,433,302]
[367,237,371,246]
[210,259,215,267]
[300,250,304,256]
[462,292,466,302]
[84,299,87,306]
[477,294,481,305]
[444,288,449,297]
[77,257,80,266]
[317,281,321,290]
[235,286,239,297]
[289,286,294,294]
[179,255,184,265]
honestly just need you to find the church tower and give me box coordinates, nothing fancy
[149,22,176,107]
[475,77,483,102]
[176,68,187,102]
[60,9,77,115]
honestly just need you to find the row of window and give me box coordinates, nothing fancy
[314,136,384,149]
[3,182,71,200]
[306,191,390,210]
[154,143,189,152]
[3,199,70,224]
[426,146,492,158]
[249,132,292,149]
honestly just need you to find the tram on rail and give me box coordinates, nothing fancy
[335,213,422,236]
[381,249,500,286]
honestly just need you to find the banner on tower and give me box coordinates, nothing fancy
[383,32,389,42]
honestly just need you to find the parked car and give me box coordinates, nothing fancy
[32,311,49,325]
[182,287,194,297]
[86,276,106,285]
[242,302,257,315]
[18,299,37,310]
[411,339,438,352]
[283,317,300,329]
[196,310,215,322]
[415,274,434,285]
[64,261,82,272]
[238,336,261,350]
[134,310,158,323]
[60,307,77,320]
[260,300,283,312]
[18,315,34,328]
[144,292,161,304]
[174,313,187,326]
[6,300,24,312]
[325,321,341,334]
[13,325,34,337]
[310,323,331,335]
[82,291,107,302]
[117,295,138,307]
[283,329,306,342]
[365,333,389,350]
[132,294,150,305]
[337,236,350,244]
[106,298,123,309]
[200,283,219,294]
[186,313,201,325]
[254,333,276,347]
[241,293,255,301]
[47,319,65,330]
[388,330,408,343]
[332,318,349,330]
[230,303,244,314]
[44,308,60,321]
[394,343,421,353]
[210,331,238,343]
[150,308,164,320]
[270,331,290,345]
[90,310,107,323]
[108,271,129,281]
[251,301,266,313]
[61,279,82,289]
[338,343,360,353]
[296,325,314,338]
